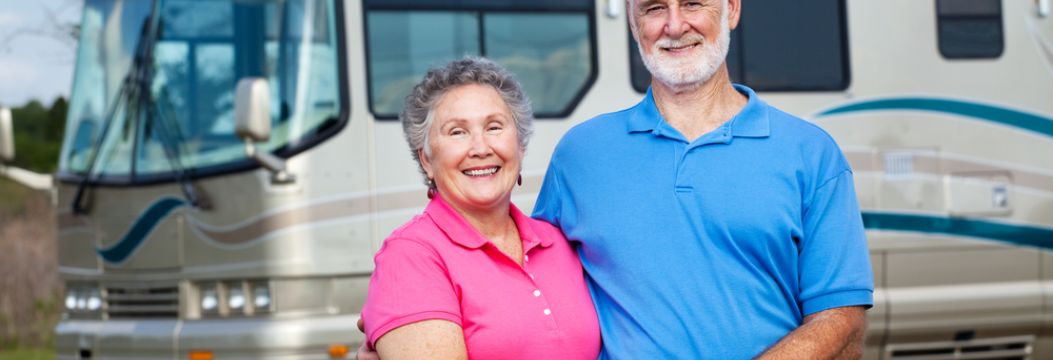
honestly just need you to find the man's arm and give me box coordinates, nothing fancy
[756,305,867,360]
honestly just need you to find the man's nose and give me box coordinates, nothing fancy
[663,6,688,38]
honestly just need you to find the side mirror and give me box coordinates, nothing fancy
[0,107,14,163]
[233,78,294,183]
[235,78,271,141]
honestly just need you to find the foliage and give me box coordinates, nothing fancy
[0,348,54,360]
[5,98,67,173]
[0,179,60,351]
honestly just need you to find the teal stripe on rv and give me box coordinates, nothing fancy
[817,98,1053,138]
[862,212,1053,250]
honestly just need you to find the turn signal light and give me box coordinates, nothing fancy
[328,344,350,358]
[188,350,213,360]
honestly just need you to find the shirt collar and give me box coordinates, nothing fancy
[425,194,552,250]
[626,84,770,138]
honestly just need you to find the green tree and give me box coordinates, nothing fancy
[7,97,66,173]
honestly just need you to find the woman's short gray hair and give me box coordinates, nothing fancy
[401,56,535,184]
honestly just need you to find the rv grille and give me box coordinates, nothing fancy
[104,284,179,318]
[887,335,1033,360]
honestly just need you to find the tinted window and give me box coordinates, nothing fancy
[62,0,343,181]
[630,0,848,92]
[365,1,595,118]
[367,11,479,116]
[937,0,1003,59]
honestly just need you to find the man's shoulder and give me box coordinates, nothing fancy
[764,103,840,148]
[553,104,639,156]
[567,106,636,138]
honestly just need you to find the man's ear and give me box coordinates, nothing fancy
[626,0,638,39]
[727,0,743,30]
[419,148,434,179]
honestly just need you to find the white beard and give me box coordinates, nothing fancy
[638,9,731,91]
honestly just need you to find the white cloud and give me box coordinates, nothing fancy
[0,0,80,107]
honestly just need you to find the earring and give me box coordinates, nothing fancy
[426,178,437,199]
[517,174,522,186]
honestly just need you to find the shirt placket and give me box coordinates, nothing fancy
[480,240,560,331]
[521,241,559,331]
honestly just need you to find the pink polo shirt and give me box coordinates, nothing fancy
[363,195,600,359]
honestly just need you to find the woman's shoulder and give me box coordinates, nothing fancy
[379,213,446,254]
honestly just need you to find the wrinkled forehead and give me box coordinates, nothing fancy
[627,0,728,11]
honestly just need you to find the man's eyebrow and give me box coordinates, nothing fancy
[636,0,661,9]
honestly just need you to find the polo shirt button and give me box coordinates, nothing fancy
[543,308,551,315]
[533,290,541,297]
[528,273,534,279]
[524,255,529,262]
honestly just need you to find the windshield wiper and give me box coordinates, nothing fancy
[72,0,209,214]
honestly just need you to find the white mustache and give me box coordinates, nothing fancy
[653,34,707,49]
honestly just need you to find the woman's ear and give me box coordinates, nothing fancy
[419,148,434,179]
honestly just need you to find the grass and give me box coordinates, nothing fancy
[0,176,34,213]
[0,349,54,360]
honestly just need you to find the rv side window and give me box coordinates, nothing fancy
[364,1,596,119]
[630,0,849,92]
[936,0,1004,59]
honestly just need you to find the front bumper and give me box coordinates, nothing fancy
[55,313,363,360]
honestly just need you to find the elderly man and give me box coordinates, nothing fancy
[531,0,873,358]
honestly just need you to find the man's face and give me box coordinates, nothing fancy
[630,0,735,90]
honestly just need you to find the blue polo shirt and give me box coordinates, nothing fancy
[533,85,873,359]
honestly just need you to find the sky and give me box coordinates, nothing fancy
[0,0,82,108]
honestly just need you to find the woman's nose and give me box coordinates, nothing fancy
[467,133,492,157]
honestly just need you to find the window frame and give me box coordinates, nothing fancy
[57,0,351,186]
[362,1,597,120]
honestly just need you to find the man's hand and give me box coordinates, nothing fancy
[756,306,867,360]
[356,317,380,360]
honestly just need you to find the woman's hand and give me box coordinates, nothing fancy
[356,317,380,360]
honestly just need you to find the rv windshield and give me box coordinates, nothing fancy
[60,0,341,182]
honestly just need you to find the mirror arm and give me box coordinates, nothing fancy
[242,140,295,184]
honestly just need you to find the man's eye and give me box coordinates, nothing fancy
[449,129,466,136]
[644,5,665,14]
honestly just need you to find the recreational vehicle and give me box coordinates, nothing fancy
[6,0,1046,358]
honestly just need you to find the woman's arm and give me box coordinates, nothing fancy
[375,319,467,360]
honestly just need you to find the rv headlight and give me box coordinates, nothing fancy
[252,284,271,310]
[201,285,219,312]
[65,289,78,311]
[86,288,102,311]
[228,285,245,311]
[75,290,88,310]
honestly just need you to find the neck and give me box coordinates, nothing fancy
[650,66,747,142]
[441,196,519,243]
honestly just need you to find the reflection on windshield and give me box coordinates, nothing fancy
[60,0,340,180]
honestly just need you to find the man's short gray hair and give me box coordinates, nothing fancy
[401,56,535,185]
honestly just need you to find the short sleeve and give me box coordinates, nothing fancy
[362,238,462,348]
[798,169,874,315]
[532,160,564,227]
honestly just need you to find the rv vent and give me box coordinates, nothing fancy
[104,283,179,318]
[887,335,1034,360]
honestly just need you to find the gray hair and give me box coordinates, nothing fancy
[401,56,535,185]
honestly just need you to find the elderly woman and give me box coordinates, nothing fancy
[361,57,600,359]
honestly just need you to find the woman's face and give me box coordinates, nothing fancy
[421,84,523,214]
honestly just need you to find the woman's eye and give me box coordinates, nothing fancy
[449,128,466,136]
